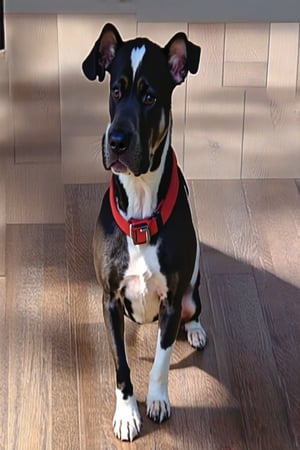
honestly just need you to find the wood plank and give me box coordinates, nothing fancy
[224,23,269,63]
[64,183,113,449]
[58,14,136,184]
[223,61,267,87]
[6,225,52,449]
[190,180,260,275]
[243,179,300,286]
[191,180,294,449]
[188,24,225,88]
[43,224,80,449]
[243,179,300,448]
[242,88,300,178]
[6,14,61,163]
[267,23,299,93]
[173,276,247,450]
[0,277,8,450]
[185,88,244,178]
[6,163,64,224]
[137,22,187,167]
[4,180,299,448]
[207,273,293,450]
[5,224,81,449]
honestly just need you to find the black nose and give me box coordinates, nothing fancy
[109,130,131,154]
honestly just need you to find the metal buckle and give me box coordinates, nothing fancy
[129,222,151,245]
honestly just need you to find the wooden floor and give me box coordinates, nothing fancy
[1,179,300,450]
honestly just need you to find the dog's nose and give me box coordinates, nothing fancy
[109,130,131,154]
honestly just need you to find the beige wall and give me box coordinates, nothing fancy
[3,14,300,183]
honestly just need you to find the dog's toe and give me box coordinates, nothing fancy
[147,398,170,423]
[113,392,142,441]
[185,320,207,350]
[113,415,141,441]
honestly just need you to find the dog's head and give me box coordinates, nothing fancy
[82,23,200,176]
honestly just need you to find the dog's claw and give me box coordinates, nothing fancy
[113,392,142,441]
[113,415,141,441]
[185,320,207,350]
[147,399,171,423]
[188,330,207,349]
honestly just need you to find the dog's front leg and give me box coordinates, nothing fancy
[103,293,141,441]
[147,301,181,423]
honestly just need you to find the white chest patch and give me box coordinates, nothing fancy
[131,45,146,80]
[121,238,168,324]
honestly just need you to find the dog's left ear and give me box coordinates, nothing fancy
[164,33,201,85]
[82,23,123,82]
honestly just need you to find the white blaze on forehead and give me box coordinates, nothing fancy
[131,45,146,79]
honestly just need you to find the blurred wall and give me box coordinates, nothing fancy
[2,14,300,183]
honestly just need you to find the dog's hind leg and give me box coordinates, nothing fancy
[184,318,207,350]
[103,293,141,441]
[182,271,207,350]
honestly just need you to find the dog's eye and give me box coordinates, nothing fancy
[143,93,156,106]
[112,87,121,100]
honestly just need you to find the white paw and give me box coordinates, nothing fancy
[147,398,171,423]
[185,320,207,350]
[113,390,141,441]
[147,384,170,423]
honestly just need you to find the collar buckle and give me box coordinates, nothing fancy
[129,222,151,245]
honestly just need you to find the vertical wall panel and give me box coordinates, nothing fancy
[0,54,8,275]
[185,87,244,179]
[224,62,267,88]
[6,14,61,163]
[0,0,4,50]
[224,23,269,62]
[58,14,136,184]
[267,23,299,92]
[186,24,245,178]
[242,89,300,178]
[224,24,269,87]
[297,30,300,94]
[188,23,225,89]
[137,22,187,166]
[6,164,64,224]
[4,17,300,181]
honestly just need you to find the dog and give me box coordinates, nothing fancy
[82,23,207,441]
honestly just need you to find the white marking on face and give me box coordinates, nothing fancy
[118,121,171,219]
[131,45,146,80]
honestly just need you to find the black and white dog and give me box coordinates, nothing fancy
[82,23,206,441]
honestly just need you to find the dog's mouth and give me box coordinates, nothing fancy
[110,160,130,175]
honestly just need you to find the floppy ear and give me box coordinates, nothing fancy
[82,23,123,82]
[164,32,201,85]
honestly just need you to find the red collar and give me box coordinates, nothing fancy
[109,150,179,245]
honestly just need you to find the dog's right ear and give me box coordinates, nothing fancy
[82,23,123,82]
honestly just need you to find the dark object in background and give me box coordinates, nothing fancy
[0,0,4,50]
